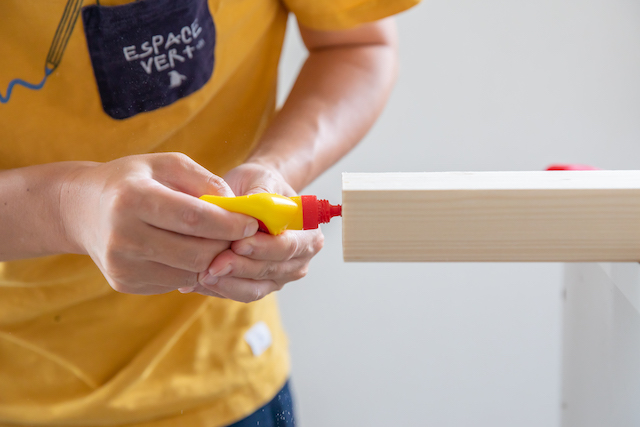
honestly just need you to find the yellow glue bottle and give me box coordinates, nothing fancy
[199,193,342,235]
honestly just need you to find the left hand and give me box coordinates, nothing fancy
[188,162,325,302]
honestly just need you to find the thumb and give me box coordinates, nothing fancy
[244,180,277,196]
[226,168,277,196]
[150,153,234,197]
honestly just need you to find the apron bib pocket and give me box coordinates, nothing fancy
[82,0,216,120]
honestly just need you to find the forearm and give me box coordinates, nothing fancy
[0,162,92,261]
[246,19,399,192]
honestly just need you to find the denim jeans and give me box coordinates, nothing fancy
[227,381,295,427]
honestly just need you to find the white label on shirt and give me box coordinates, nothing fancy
[244,321,272,357]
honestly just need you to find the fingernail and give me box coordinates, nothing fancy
[179,286,196,294]
[200,273,219,287]
[209,264,232,277]
[235,245,252,256]
[244,222,258,238]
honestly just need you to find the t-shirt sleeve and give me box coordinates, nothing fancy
[282,0,422,31]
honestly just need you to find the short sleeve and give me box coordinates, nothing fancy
[282,0,422,31]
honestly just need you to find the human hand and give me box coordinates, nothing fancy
[190,162,324,302]
[60,153,258,295]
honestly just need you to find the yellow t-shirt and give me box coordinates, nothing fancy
[0,0,419,426]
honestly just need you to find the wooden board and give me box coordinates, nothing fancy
[342,171,640,262]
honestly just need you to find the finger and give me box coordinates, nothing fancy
[223,164,279,197]
[198,275,281,303]
[130,223,231,273]
[109,282,170,295]
[203,249,309,284]
[130,179,258,240]
[181,284,228,299]
[148,152,235,198]
[103,259,199,294]
[230,229,324,261]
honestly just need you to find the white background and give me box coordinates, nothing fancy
[275,1,640,426]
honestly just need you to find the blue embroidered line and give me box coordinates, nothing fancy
[1,0,83,104]
[0,67,54,104]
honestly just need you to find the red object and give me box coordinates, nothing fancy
[300,195,342,230]
[257,220,269,234]
[546,164,599,171]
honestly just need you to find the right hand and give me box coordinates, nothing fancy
[59,153,258,295]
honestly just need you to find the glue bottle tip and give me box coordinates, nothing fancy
[300,195,342,229]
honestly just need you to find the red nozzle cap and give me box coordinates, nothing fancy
[300,195,342,230]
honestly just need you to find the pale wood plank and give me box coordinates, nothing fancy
[342,171,640,262]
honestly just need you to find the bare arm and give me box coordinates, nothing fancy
[227,18,398,193]
[0,162,85,260]
[0,154,257,296]
[195,19,400,301]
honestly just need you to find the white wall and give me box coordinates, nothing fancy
[563,264,640,427]
[276,1,640,426]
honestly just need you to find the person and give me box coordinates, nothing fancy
[0,0,420,425]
